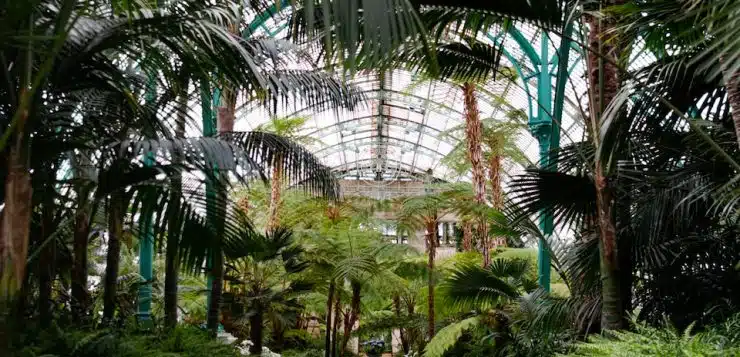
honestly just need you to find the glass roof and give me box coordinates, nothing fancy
[233,8,590,184]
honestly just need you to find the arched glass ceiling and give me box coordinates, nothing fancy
[233,7,590,183]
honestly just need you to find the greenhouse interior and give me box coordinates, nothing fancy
[2,1,740,356]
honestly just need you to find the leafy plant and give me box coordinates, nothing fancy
[562,318,740,357]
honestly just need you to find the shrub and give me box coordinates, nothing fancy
[561,319,740,357]
[9,324,242,357]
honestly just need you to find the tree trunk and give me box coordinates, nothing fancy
[462,83,489,267]
[462,221,473,251]
[325,281,335,357]
[71,194,90,323]
[425,219,437,338]
[331,293,342,357]
[721,56,740,148]
[207,82,236,336]
[393,295,409,354]
[38,185,56,327]
[164,83,187,328]
[0,135,32,303]
[488,153,505,248]
[102,191,124,322]
[584,2,625,330]
[249,306,264,355]
[71,151,92,324]
[340,281,361,356]
[267,160,283,232]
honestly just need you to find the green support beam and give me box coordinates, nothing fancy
[137,153,155,323]
[529,24,575,292]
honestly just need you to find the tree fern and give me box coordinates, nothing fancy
[423,316,481,357]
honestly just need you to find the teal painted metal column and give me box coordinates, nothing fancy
[532,30,553,291]
[137,154,155,323]
[528,24,574,292]
[137,77,156,323]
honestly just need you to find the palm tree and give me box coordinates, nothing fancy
[395,190,450,338]
[581,0,627,330]
[399,23,511,267]
[423,258,537,357]
[440,119,529,248]
[222,227,311,355]
[254,116,319,231]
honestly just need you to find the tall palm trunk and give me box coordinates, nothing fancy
[425,218,437,337]
[340,281,361,356]
[325,281,335,357]
[584,1,625,330]
[267,160,283,231]
[102,191,124,322]
[207,86,236,335]
[331,293,342,357]
[164,84,187,328]
[0,134,32,302]
[462,83,489,267]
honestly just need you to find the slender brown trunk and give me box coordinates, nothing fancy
[462,83,489,267]
[267,161,282,232]
[164,84,187,328]
[249,305,264,355]
[102,191,124,322]
[340,281,361,356]
[325,281,335,357]
[0,135,32,303]
[425,219,437,338]
[331,293,342,357]
[393,295,409,354]
[585,1,625,330]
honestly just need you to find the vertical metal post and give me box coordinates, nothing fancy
[534,30,553,291]
[530,23,574,292]
[137,155,155,322]
[137,71,157,323]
